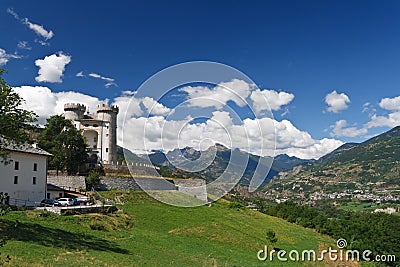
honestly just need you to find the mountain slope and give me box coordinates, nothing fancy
[265,126,400,195]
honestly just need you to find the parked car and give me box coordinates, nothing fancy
[40,199,61,207]
[57,198,74,206]
[72,197,88,206]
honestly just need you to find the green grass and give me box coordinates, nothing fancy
[0,191,340,266]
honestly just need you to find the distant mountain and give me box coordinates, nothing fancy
[272,154,315,171]
[146,144,310,185]
[265,126,400,194]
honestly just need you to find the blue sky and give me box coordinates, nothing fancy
[1,0,400,159]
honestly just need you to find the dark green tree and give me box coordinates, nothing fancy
[38,115,88,175]
[265,230,278,249]
[0,68,37,162]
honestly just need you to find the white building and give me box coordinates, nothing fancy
[63,103,119,165]
[0,140,51,206]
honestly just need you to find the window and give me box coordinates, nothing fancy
[13,176,18,184]
[47,193,50,199]
[14,161,19,170]
[93,124,98,127]
[105,148,109,152]
[106,134,109,137]
[33,177,37,185]
[94,137,97,142]
[33,163,38,171]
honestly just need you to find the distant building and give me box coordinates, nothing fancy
[0,140,52,206]
[63,103,119,165]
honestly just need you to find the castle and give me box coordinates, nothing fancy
[63,103,119,165]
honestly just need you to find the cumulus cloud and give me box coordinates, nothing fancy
[180,79,254,109]
[330,120,368,137]
[250,89,294,113]
[325,90,350,113]
[0,48,22,66]
[120,109,342,159]
[379,96,400,111]
[362,96,400,129]
[35,52,71,83]
[366,112,400,129]
[7,8,54,44]
[13,83,341,160]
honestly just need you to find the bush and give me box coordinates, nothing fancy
[228,201,245,210]
[86,170,101,190]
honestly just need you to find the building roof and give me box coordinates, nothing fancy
[0,136,52,157]
[47,183,65,191]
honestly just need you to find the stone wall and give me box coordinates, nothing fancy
[97,176,142,191]
[47,176,86,191]
[173,179,208,201]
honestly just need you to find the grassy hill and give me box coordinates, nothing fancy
[0,191,340,266]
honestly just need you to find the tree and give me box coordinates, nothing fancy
[38,115,88,175]
[86,170,101,190]
[265,230,278,249]
[0,68,37,162]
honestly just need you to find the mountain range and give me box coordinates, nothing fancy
[265,125,400,195]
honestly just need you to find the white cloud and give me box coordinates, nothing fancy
[17,41,32,50]
[120,109,342,159]
[325,90,350,113]
[0,48,22,66]
[12,86,105,125]
[7,8,54,44]
[180,79,254,109]
[250,89,294,113]
[141,97,171,116]
[366,112,400,129]
[330,120,368,137]
[13,84,342,160]
[379,96,400,111]
[23,18,54,40]
[35,52,71,83]
[76,71,84,77]
[88,73,118,88]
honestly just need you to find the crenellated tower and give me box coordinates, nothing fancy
[64,103,86,121]
[96,104,119,165]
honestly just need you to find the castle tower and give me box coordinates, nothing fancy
[64,103,86,121]
[96,104,119,165]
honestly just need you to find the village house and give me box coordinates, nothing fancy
[0,140,52,206]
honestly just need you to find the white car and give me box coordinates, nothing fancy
[57,198,74,206]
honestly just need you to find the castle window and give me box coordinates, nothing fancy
[14,161,19,170]
[14,176,18,184]
[33,177,37,185]
[84,124,89,127]
[33,163,38,171]
[93,124,98,127]
[106,148,109,152]
[106,134,109,137]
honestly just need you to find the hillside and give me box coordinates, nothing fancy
[0,191,337,266]
[264,126,400,198]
